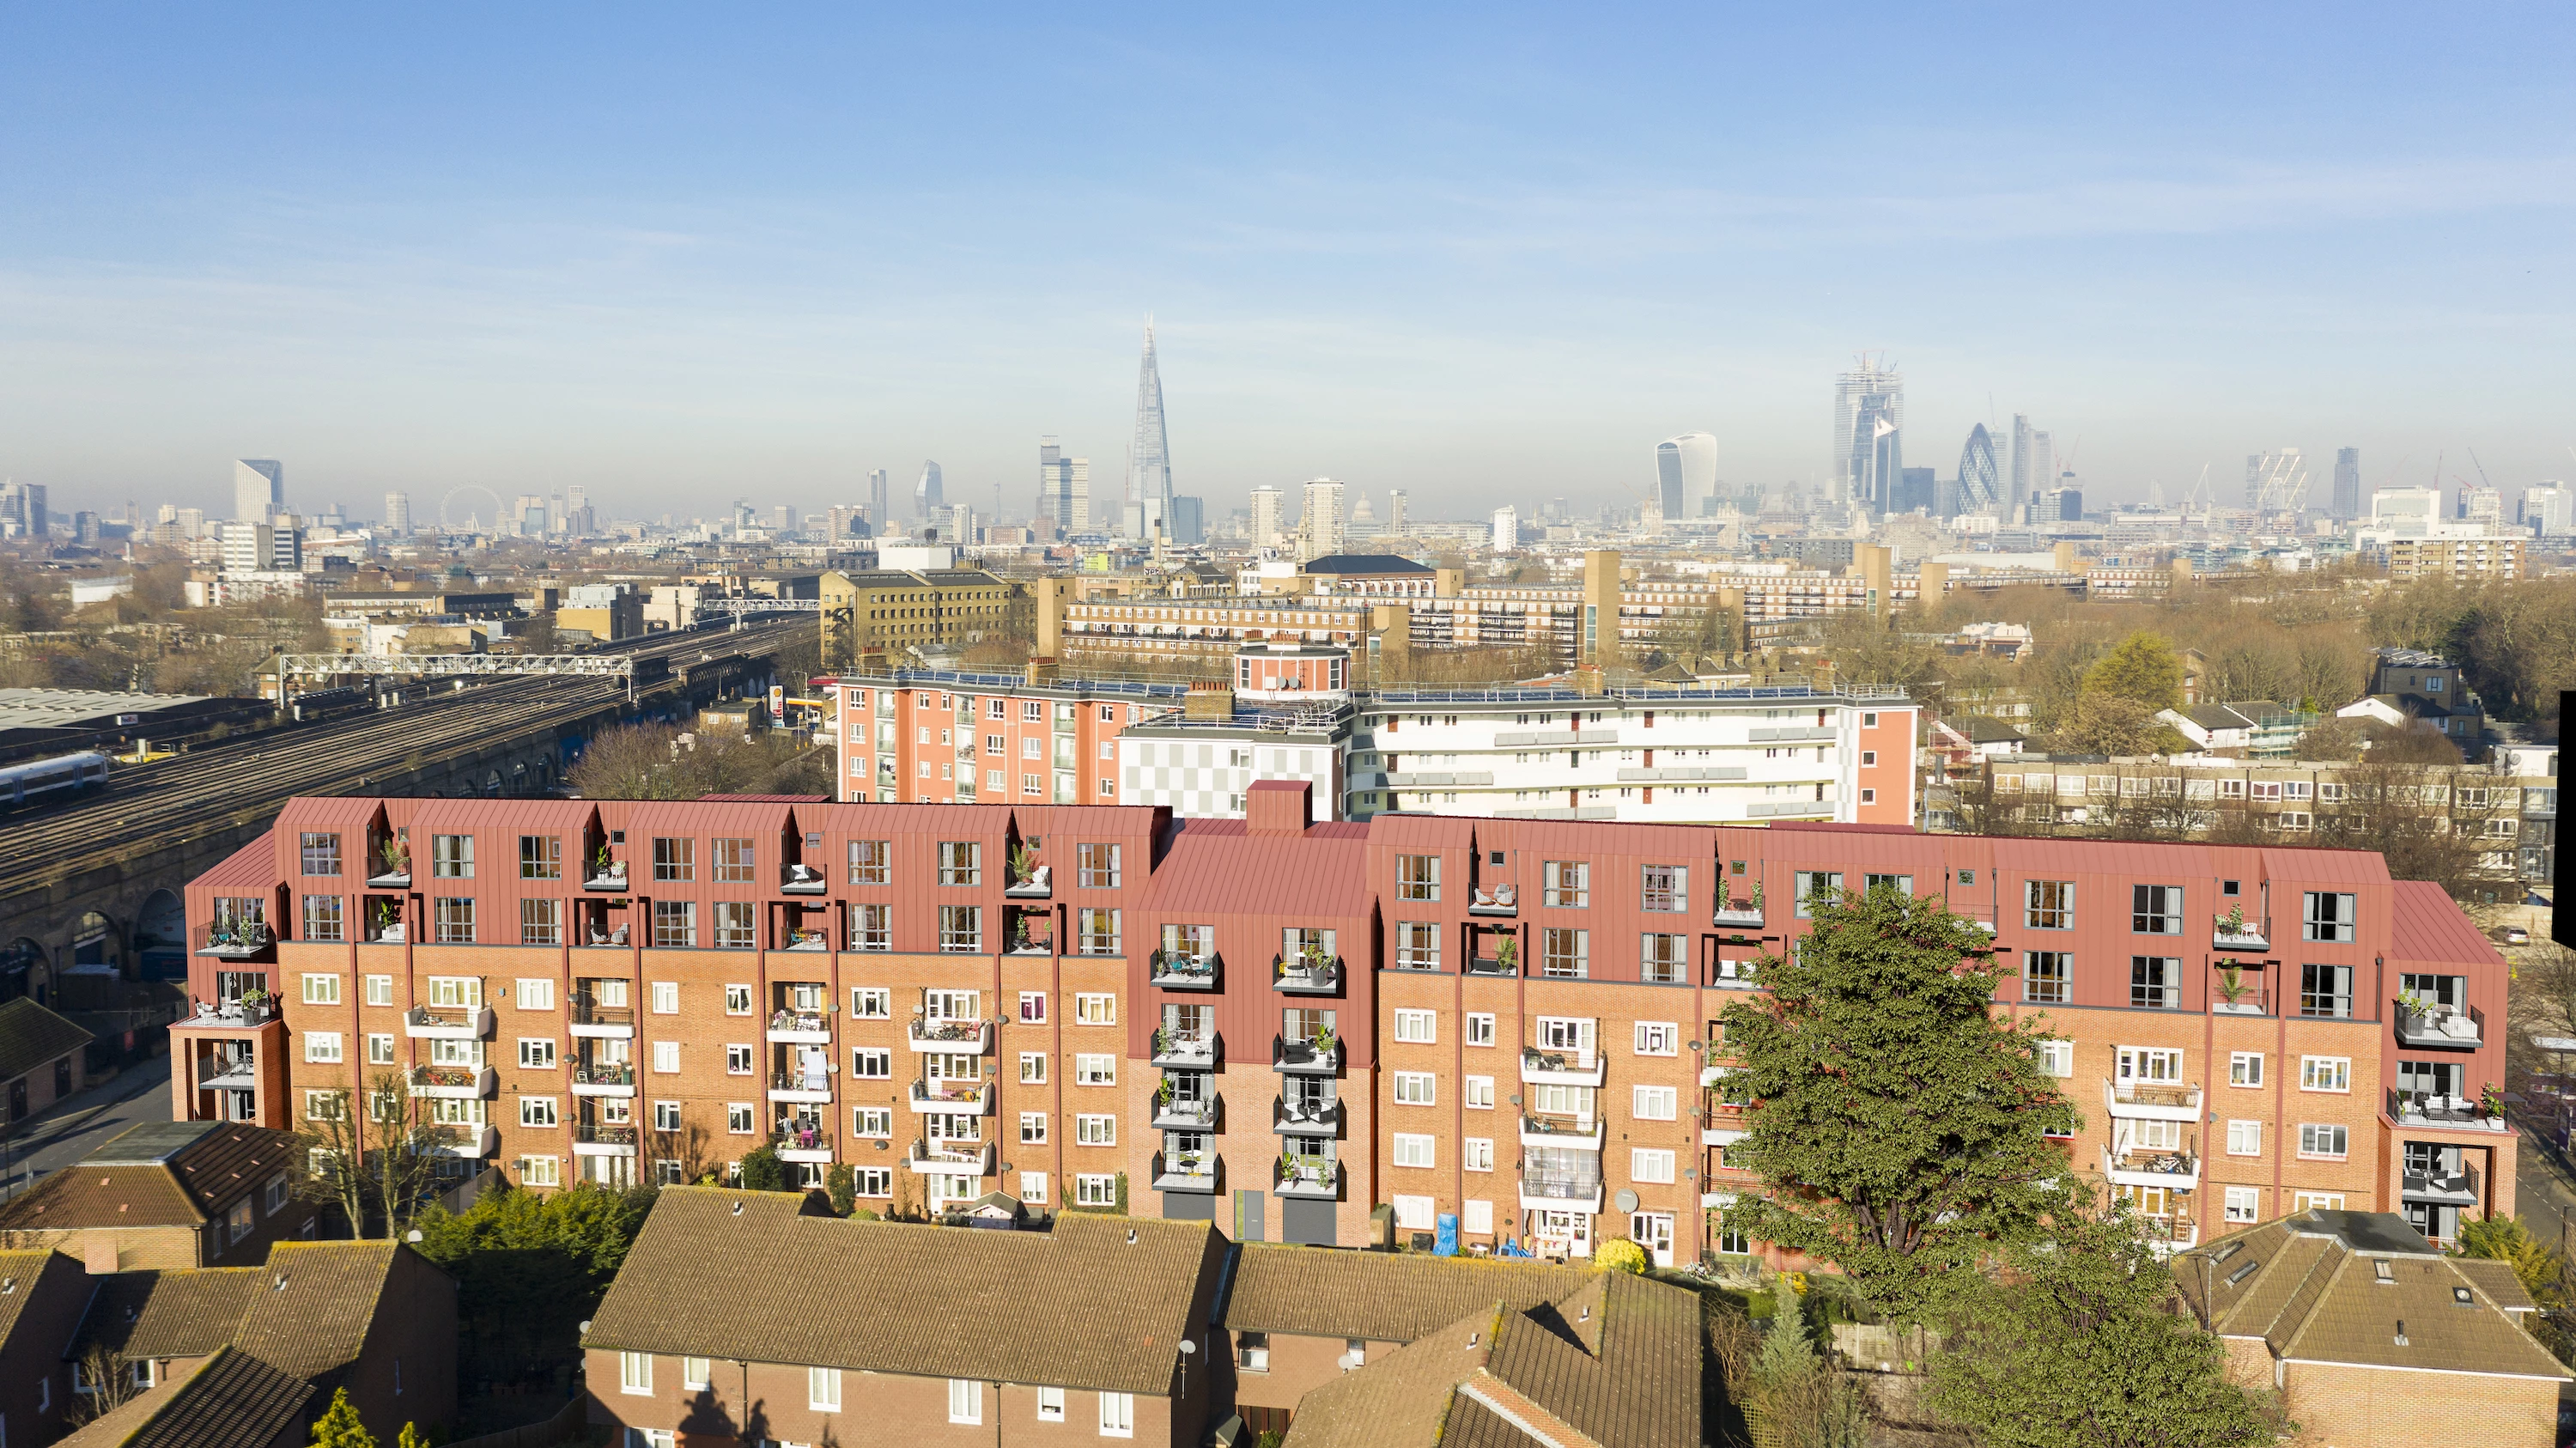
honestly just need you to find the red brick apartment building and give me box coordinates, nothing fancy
[176,783,2511,1261]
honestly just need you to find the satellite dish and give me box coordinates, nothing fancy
[1614,1188,1640,1214]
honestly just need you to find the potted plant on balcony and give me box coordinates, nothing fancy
[2215,959,2248,1007]
[1301,942,1332,980]
[1312,1024,1338,1057]
[1152,1025,1171,1058]
[2482,1082,2506,1121]
[1155,1076,1174,1107]
[592,843,623,882]
[1750,877,1765,915]
[1010,842,1040,886]
[378,838,409,879]
[238,986,270,1019]
[1495,937,1519,975]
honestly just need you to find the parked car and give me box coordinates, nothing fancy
[2503,925,2531,946]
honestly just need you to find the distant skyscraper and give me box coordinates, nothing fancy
[1296,478,1345,562]
[1249,485,1285,550]
[2519,484,2571,537]
[1896,467,1936,514]
[2026,431,2054,520]
[914,461,944,521]
[1832,362,1903,512]
[384,491,411,534]
[867,468,890,525]
[2245,450,2309,514]
[234,459,283,522]
[1038,438,1091,533]
[1169,496,1205,546]
[3,481,48,538]
[2458,485,2503,528]
[2008,415,2035,517]
[1126,319,1173,532]
[1655,433,1719,520]
[1955,424,2003,516]
[1490,505,1518,554]
[2330,447,2362,520]
[1387,490,1408,536]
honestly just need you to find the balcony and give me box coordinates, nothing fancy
[1710,960,1761,991]
[1275,1158,1342,1201]
[1702,1125,1747,1150]
[781,927,830,952]
[410,1065,496,1100]
[2211,916,2269,951]
[179,1001,276,1031]
[365,866,410,891]
[197,1056,258,1090]
[1274,955,1344,995]
[1273,1097,1341,1138]
[1467,885,1518,917]
[1519,1115,1602,1152]
[907,1080,991,1115]
[428,1123,500,1159]
[763,1068,832,1104]
[1712,900,1765,930]
[781,863,829,896]
[767,1010,832,1043]
[568,1000,634,1039]
[1519,1046,1606,1088]
[1151,1028,1219,1070]
[572,1123,637,1157]
[2211,978,2269,1016]
[2394,1001,2484,1050]
[1464,955,1516,978]
[772,1128,834,1164]
[1273,1036,1343,1076]
[582,863,629,892]
[1517,1172,1606,1214]
[1002,865,1052,899]
[1154,1094,1221,1132]
[195,922,274,960]
[905,1139,993,1175]
[1152,1150,1220,1195]
[2103,1080,2204,1123]
[404,1004,495,1040]
[2401,1161,2482,1206]
[2388,1089,2509,1134]
[2100,1144,2199,1190]
[908,1018,993,1054]
[570,1062,636,1098]
[2141,1218,2200,1257]
[1149,950,1220,990]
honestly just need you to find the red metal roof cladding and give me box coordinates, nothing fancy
[1246,778,1311,836]
[698,794,831,802]
[2260,845,2391,885]
[409,798,596,835]
[1771,822,1919,836]
[189,833,279,893]
[2389,880,2505,968]
[623,799,798,838]
[1145,818,1373,918]
[1364,813,1477,849]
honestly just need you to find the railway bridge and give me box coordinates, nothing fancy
[0,620,807,1012]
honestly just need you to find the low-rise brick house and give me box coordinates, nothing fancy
[0,995,94,1123]
[2172,1208,2568,1447]
[29,1238,458,1447]
[0,1120,316,1270]
[581,1186,1232,1448]
[0,1246,95,1445]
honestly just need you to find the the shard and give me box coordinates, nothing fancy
[1127,318,1173,520]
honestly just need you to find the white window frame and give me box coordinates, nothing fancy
[2224,1186,2260,1223]
[1466,1013,1496,1047]
[1393,1071,1437,1106]
[2298,1123,2349,1160]
[1631,1084,1678,1121]
[304,1031,343,1064]
[619,1352,653,1396]
[1393,1009,1437,1043]
[1630,1147,1676,1183]
[2226,1120,2262,1158]
[1464,1137,1494,1171]
[1099,1390,1134,1439]
[1634,1021,1678,1056]
[1074,1054,1115,1086]
[1036,1385,1066,1422]
[1073,993,1116,1026]
[517,977,556,1011]
[2228,1051,2264,1088]
[301,972,341,1006]
[1464,1074,1495,1110]
[2036,1040,2073,1078]
[650,981,679,1014]
[809,1366,842,1412]
[1393,1133,1437,1169]
[948,1378,983,1425]
[2300,1056,2351,1093]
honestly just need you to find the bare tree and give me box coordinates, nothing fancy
[290,1069,453,1238]
[65,1344,142,1427]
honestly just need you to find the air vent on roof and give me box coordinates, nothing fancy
[2394,1319,2409,1347]
[274,1275,289,1291]
[2373,1259,2396,1284]
[2225,1260,2261,1287]
[2212,1242,2243,1265]
[2454,1287,2476,1306]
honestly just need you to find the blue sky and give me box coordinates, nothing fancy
[3,4,2571,523]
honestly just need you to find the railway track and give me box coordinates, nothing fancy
[0,620,805,892]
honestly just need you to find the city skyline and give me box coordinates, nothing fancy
[3,8,2572,520]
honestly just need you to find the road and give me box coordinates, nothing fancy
[0,1056,175,1201]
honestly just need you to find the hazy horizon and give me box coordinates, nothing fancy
[4,4,2571,522]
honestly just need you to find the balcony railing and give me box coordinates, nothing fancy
[781,928,830,952]
[2387,1088,2508,1133]
[781,863,829,895]
[582,862,629,891]
[1710,959,1761,991]
[1273,1097,1341,1137]
[2210,977,2270,1016]
[404,1004,494,1039]
[2211,916,2269,951]
[573,1123,637,1153]
[427,1123,501,1159]
[1273,954,1344,995]
[569,997,635,1035]
[1463,955,1516,977]
[2103,1080,2203,1122]
[908,1018,993,1053]
[194,922,274,959]
[198,1056,258,1089]
[180,1000,275,1030]
[1517,1171,1605,1211]
[1712,900,1765,929]
[2101,1143,2199,1189]
[1467,885,1518,916]
[2395,1001,2484,1049]
[409,1064,495,1098]
[1273,1036,1343,1075]
[772,1127,834,1160]
[767,1010,832,1041]
[1152,1150,1220,1194]
[906,1138,993,1173]
[907,1080,990,1113]
[1519,1115,1602,1150]
[1148,950,1220,989]
[1154,1094,1220,1131]
[1520,1046,1605,1086]
[1002,865,1052,899]
[1274,1157,1341,1200]
[766,1068,833,1100]
[2400,1161,2482,1204]
[1151,1029,1219,1069]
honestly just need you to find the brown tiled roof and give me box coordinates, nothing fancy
[233,1240,401,1380]
[54,1345,318,1448]
[2453,1258,2538,1314]
[1222,1244,1596,1342]
[0,1123,300,1231]
[0,996,94,1082]
[1281,1272,1702,1448]
[584,1187,1221,1395]
[0,1247,72,1348]
[72,1269,263,1361]
[2174,1210,2570,1382]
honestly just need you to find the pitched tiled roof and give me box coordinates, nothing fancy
[2174,1211,2569,1381]
[0,1123,300,1231]
[2452,1258,2538,1314]
[583,1187,1220,1395]
[1280,1272,1702,1448]
[0,996,94,1082]
[72,1269,263,1361]
[234,1240,401,1380]
[54,1345,319,1448]
[1222,1244,1595,1342]
[0,1247,74,1348]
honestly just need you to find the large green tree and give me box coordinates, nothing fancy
[1927,1201,2282,1448]
[1719,885,2078,1320]
[2082,631,2184,711]
[410,1180,659,1393]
